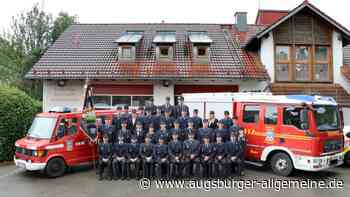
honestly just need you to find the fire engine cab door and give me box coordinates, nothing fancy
[53,116,83,165]
[262,104,279,147]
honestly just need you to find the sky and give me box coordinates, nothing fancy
[0,0,350,32]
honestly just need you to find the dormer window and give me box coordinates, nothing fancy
[121,46,132,58]
[153,31,176,60]
[115,31,143,60]
[188,31,212,61]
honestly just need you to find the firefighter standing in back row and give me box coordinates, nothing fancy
[175,96,189,119]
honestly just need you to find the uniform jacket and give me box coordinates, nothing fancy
[99,143,113,160]
[168,140,183,158]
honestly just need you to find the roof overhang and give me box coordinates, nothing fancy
[188,31,213,44]
[153,31,176,44]
[246,1,350,48]
[115,31,143,44]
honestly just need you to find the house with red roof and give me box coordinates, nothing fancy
[26,1,350,111]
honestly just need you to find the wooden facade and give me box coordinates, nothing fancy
[273,9,333,82]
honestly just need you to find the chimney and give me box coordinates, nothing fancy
[235,12,248,32]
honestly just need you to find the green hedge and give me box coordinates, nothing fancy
[0,85,41,161]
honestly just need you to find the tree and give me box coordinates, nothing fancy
[51,12,77,43]
[11,4,52,58]
[1,4,78,100]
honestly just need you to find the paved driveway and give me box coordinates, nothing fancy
[0,164,349,197]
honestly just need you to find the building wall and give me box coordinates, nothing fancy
[333,31,350,93]
[43,80,85,112]
[260,32,275,82]
[153,81,175,105]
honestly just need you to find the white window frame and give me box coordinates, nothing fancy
[94,94,154,107]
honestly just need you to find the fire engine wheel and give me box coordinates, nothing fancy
[45,158,66,178]
[345,152,350,166]
[270,153,293,176]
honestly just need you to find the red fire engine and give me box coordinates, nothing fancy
[14,107,116,177]
[184,93,344,176]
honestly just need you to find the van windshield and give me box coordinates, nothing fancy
[313,105,340,131]
[27,117,57,139]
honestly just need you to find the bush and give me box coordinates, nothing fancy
[0,84,41,161]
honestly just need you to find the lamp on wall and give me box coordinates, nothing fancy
[57,80,66,87]
[162,80,170,87]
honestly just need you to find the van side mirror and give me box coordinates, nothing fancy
[346,132,350,139]
[300,109,309,130]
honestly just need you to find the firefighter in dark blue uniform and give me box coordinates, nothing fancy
[237,129,246,176]
[155,121,170,144]
[178,108,189,130]
[208,111,218,129]
[98,116,113,143]
[98,135,113,180]
[214,120,229,142]
[213,134,227,178]
[132,121,145,144]
[198,119,214,143]
[183,119,197,141]
[152,107,162,131]
[143,108,153,131]
[153,135,169,179]
[112,135,128,180]
[111,107,122,143]
[127,136,141,179]
[190,109,202,130]
[225,132,240,176]
[147,123,158,144]
[183,130,201,178]
[168,131,183,178]
[161,108,175,130]
[229,116,240,136]
[221,111,233,129]
[175,96,189,119]
[120,105,132,127]
[140,134,154,178]
[117,120,131,143]
[130,109,141,130]
[161,96,175,117]
[171,119,184,141]
[200,134,214,178]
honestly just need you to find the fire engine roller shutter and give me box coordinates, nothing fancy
[174,85,239,95]
[92,84,153,95]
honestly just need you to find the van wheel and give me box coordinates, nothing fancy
[270,153,293,176]
[45,158,66,178]
[345,152,350,166]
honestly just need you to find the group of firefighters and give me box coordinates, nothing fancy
[87,96,246,181]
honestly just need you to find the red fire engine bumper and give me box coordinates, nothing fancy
[14,157,46,171]
[293,152,344,171]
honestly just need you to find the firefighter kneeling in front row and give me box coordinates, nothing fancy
[98,135,113,180]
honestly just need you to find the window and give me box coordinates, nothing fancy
[93,96,111,108]
[112,96,131,108]
[132,96,153,107]
[243,105,260,123]
[275,46,291,81]
[314,47,329,81]
[275,45,330,82]
[295,46,310,81]
[283,107,303,129]
[121,47,132,58]
[313,105,340,131]
[265,105,278,125]
[159,46,169,58]
[197,46,208,57]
